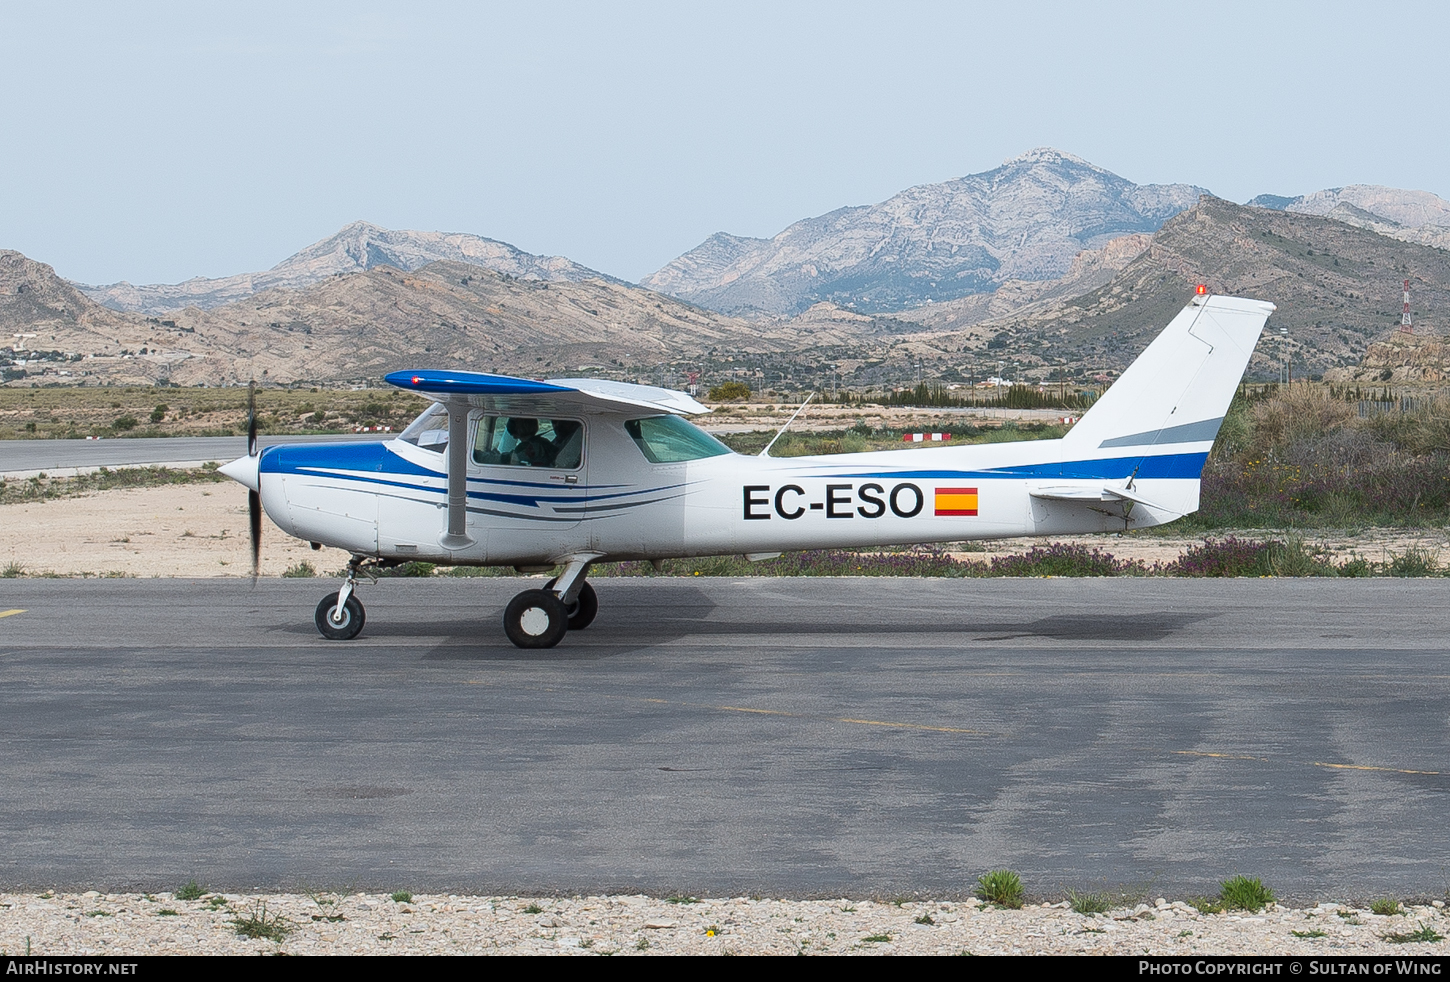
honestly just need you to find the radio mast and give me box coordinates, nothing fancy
[1401,279,1413,334]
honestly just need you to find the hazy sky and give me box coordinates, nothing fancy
[3,1,1447,285]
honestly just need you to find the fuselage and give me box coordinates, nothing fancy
[250,411,1205,567]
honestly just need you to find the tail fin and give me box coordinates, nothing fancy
[1063,294,1274,455]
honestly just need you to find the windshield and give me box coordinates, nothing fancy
[625,416,732,463]
[398,403,450,453]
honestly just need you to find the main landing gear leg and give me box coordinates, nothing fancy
[549,559,598,631]
[503,557,599,649]
[314,556,370,641]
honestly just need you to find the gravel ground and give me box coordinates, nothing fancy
[3,892,1447,956]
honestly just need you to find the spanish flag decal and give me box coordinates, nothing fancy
[934,487,978,516]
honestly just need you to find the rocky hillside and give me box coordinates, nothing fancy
[1325,328,1450,385]
[0,250,169,384]
[946,196,1450,381]
[158,261,877,386]
[891,233,1153,334]
[76,222,615,315]
[1250,185,1450,252]
[641,148,1205,317]
[4,252,882,387]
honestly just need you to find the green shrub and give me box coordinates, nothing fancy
[233,901,290,941]
[1370,899,1403,916]
[176,880,204,901]
[390,891,412,904]
[1383,924,1444,944]
[977,869,1025,909]
[1265,536,1340,577]
[281,561,316,578]
[1219,875,1275,912]
[376,561,436,578]
[1385,546,1440,577]
[1067,889,1112,914]
[707,381,752,401]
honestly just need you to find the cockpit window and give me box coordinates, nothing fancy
[625,416,732,463]
[398,403,450,453]
[474,416,583,469]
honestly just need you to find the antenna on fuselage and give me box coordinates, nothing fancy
[759,393,815,458]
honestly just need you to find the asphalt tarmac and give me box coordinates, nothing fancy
[1,577,1447,901]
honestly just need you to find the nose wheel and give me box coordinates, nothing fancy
[313,557,371,640]
[315,591,365,640]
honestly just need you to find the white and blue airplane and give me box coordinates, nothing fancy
[219,291,1274,649]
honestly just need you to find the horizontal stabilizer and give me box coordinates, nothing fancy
[1030,484,1174,514]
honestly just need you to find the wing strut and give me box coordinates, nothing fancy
[439,398,474,550]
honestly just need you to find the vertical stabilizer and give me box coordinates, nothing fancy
[1063,294,1274,456]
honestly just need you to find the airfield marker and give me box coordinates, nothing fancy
[0,609,26,619]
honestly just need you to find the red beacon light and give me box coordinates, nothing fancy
[412,375,423,385]
[1195,284,1208,296]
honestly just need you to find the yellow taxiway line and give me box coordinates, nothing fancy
[0,609,25,619]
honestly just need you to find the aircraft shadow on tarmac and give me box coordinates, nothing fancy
[300,584,1211,662]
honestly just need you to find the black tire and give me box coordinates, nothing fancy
[545,578,599,631]
[565,581,598,631]
[504,589,568,649]
[315,592,365,640]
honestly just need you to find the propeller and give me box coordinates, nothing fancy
[248,380,261,581]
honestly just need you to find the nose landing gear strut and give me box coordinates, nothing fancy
[313,556,376,641]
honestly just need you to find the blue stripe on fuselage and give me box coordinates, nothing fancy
[830,452,1209,482]
[258,441,679,510]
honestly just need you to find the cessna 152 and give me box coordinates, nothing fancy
[218,291,1274,649]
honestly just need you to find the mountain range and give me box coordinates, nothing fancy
[4,250,886,387]
[907,195,1450,381]
[1248,185,1450,253]
[640,149,1206,317]
[6,148,1450,388]
[76,222,615,315]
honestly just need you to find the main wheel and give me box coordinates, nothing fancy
[545,578,599,631]
[314,591,365,640]
[504,589,568,649]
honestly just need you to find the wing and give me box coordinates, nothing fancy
[384,370,709,416]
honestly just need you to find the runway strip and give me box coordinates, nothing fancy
[0,434,383,480]
[1,577,1447,900]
